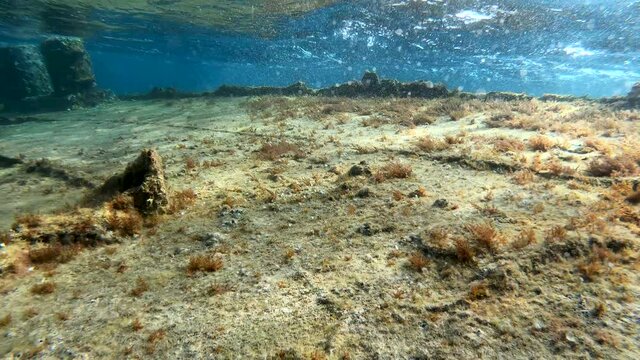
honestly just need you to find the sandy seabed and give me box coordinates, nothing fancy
[0,96,639,359]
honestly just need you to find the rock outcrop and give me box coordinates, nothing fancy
[96,149,169,214]
[41,36,96,95]
[214,81,315,97]
[0,45,53,101]
[628,82,640,107]
[0,37,109,113]
[211,72,449,99]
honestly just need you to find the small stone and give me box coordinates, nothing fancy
[222,219,238,227]
[391,312,406,323]
[316,294,331,305]
[200,232,225,247]
[432,199,449,208]
[355,187,372,198]
[357,223,376,236]
[348,164,371,177]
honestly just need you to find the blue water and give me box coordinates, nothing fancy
[2,0,639,97]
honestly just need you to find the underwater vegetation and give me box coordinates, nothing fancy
[0,75,639,357]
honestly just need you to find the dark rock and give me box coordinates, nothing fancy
[357,223,377,236]
[432,199,449,208]
[198,232,225,247]
[0,154,24,168]
[96,149,169,214]
[213,81,314,97]
[377,79,401,96]
[399,81,449,98]
[120,86,199,101]
[148,86,179,99]
[0,87,114,113]
[348,163,371,177]
[540,94,586,102]
[483,92,533,101]
[209,72,450,99]
[0,45,53,101]
[606,238,629,252]
[219,208,244,219]
[628,82,640,107]
[284,81,314,96]
[626,181,640,205]
[73,87,115,107]
[381,225,396,233]
[362,71,380,87]
[355,187,372,198]
[318,74,450,98]
[25,158,94,188]
[41,36,96,95]
[317,81,365,97]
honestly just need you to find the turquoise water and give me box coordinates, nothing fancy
[1,0,638,97]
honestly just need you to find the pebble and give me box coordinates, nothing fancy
[355,187,372,198]
[201,232,225,247]
[392,312,406,323]
[432,199,449,208]
[565,331,578,344]
[348,162,371,177]
[357,223,376,236]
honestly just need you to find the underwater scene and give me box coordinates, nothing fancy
[0,0,640,358]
